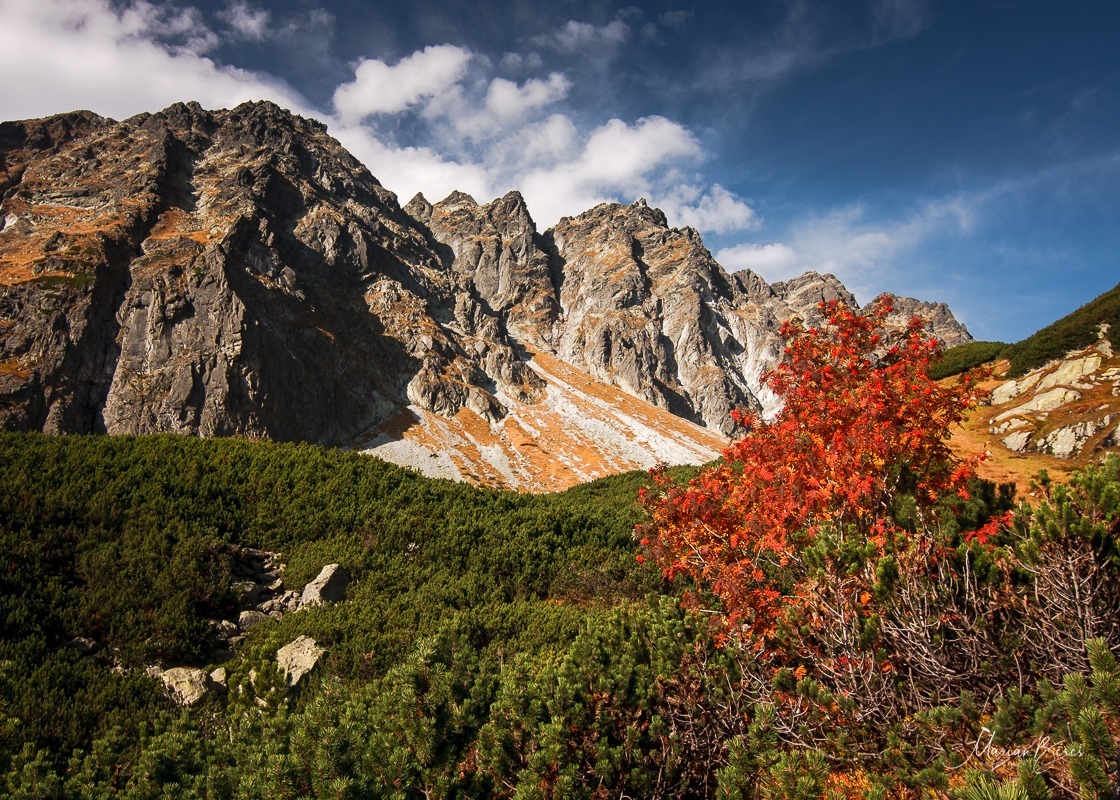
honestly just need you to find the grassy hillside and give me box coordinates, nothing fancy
[933,280,1120,379]
[1002,280,1120,376]
[1,432,1119,798]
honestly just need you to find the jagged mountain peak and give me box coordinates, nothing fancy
[436,189,480,208]
[1,101,973,489]
[874,294,973,347]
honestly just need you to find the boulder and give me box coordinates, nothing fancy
[239,610,269,630]
[300,564,350,608]
[276,635,326,686]
[212,619,240,639]
[65,636,99,655]
[160,667,211,706]
[1001,430,1033,453]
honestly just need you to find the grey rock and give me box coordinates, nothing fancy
[66,636,98,655]
[160,666,211,706]
[1041,419,1102,458]
[235,581,261,605]
[300,564,350,608]
[238,609,269,629]
[871,295,973,348]
[209,667,228,687]
[276,635,326,686]
[1002,430,1034,453]
[281,590,301,612]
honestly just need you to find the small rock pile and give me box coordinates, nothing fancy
[154,553,349,706]
[209,548,300,649]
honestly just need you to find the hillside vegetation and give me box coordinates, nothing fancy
[933,280,1120,380]
[3,304,1120,797]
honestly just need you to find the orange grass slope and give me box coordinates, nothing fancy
[354,351,727,493]
[948,344,1120,500]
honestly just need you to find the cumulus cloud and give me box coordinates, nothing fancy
[485,73,571,123]
[434,73,572,139]
[655,184,759,235]
[0,1,759,242]
[332,44,472,124]
[539,19,631,51]
[217,0,271,41]
[518,116,701,225]
[0,0,306,120]
[482,113,579,174]
[331,123,494,206]
[716,242,800,276]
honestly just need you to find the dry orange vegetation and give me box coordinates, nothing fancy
[362,350,726,492]
[947,351,1120,499]
[949,410,1075,500]
[0,358,29,379]
[147,207,215,245]
[0,254,44,285]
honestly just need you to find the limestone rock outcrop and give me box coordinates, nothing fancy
[987,340,1120,458]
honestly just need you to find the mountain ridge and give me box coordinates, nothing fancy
[0,100,972,488]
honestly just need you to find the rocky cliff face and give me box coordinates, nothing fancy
[0,101,537,441]
[543,200,780,435]
[1,101,972,477]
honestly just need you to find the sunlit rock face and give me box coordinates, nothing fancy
[1,101,971,486]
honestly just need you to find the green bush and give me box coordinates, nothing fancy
[929,340,1007,380]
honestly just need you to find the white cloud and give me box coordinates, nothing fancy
[715,196,976,294]
[716,242,800,276]
[538,19,631,51]
[484,113,580,172]
[485,73,570,123]
[793,207,894,275]
[433,72,573,140]
[332,44,472,125]
[578,116,700,186]
[332,123,494,206]
[0,0,306,121]
[518,116,701,225]
[217,0,271,41]
[656,184,759,235]
[0,2,756,242]
[499,51,544,72]
[122,0,218,53]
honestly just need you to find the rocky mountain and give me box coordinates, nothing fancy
[0,101,971,488]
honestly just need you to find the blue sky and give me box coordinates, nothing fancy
[1,0,1117,341]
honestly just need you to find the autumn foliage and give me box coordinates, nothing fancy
[640,297,985,641]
